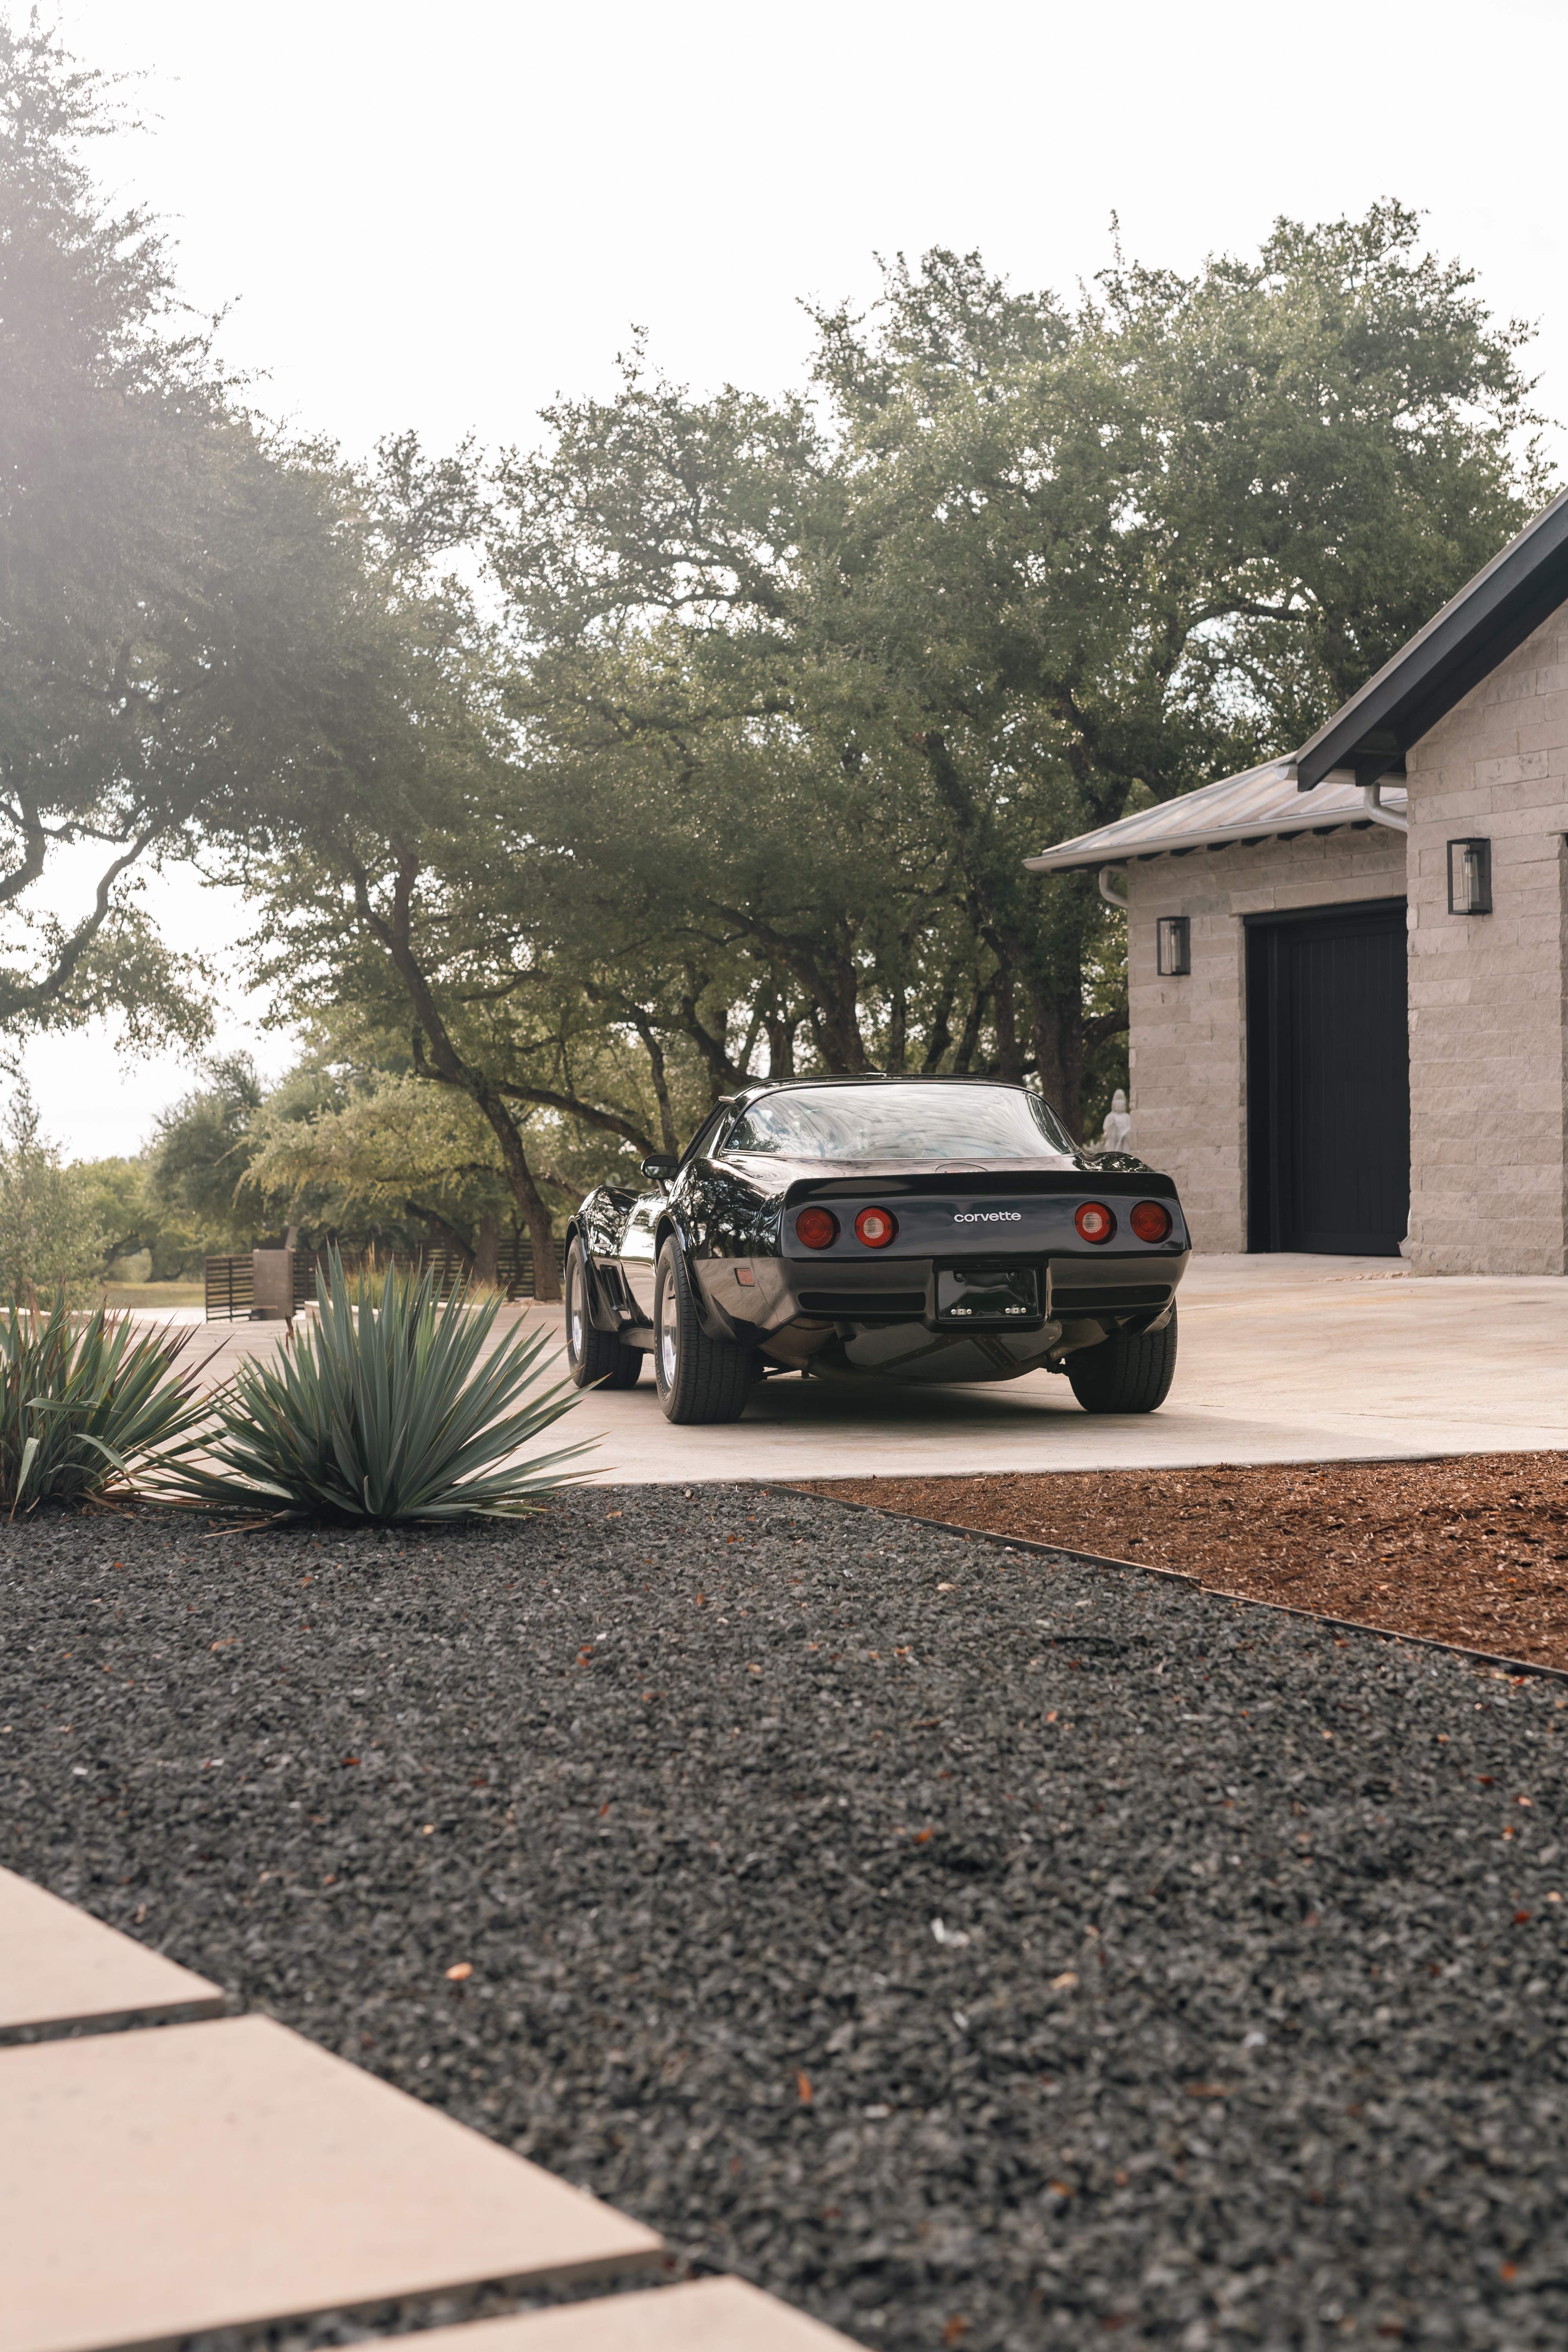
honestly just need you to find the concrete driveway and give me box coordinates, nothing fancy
[179,1254,1568,1485]
[541,1252,1568,1483]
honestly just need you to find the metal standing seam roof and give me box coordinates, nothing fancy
[1023,761,1407,874]
[1028,488,1568,867]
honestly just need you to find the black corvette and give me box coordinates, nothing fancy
[564,1077,1190,1425]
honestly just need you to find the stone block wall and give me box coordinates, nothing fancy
[1404,606,1568,1276]
[1124,824,1407,1252]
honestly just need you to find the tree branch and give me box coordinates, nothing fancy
[403,1199,476,1266]
[0,820,170,1025]
[1082,1003,1130,1050]
[489,1076,656,1157]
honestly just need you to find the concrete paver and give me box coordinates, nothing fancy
[412,2278,863,2350]
[180,1256,1568,1484]
[1,2015,662,2352]
[0,1866,222,2044]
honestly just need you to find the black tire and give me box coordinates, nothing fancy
[564,1237,641,1390]
[654,1238,751,1424]
[1065,1306,1178,1415]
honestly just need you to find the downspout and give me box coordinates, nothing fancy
[1360,780,1414,1269]
[1098,864,1130,909]
[1359,782,1408,834]
[1283,759,1409,835]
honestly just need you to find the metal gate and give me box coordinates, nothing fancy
[1245,898,1409,1256]
[203,1241,569,1322]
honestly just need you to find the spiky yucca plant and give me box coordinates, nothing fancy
[150,1248,588,1523]
[0,1292,211,1512]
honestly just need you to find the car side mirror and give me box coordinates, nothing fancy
[641,1154,678,1182]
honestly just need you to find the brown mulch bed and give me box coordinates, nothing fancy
[797,1452,1568,1668]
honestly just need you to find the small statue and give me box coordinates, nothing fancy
[1100,1087,1132,1152]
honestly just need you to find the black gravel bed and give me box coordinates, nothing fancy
[5,1483,1568,2351]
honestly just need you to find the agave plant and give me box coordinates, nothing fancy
[150,1247,589,1523]
[0,1291,212,1512]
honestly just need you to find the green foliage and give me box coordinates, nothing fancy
[71,1151,216,1283]
[108,1051,366,1271]
[0,1289,210,1510]
[54,173,1527,1195]
[72,1054,334,1281]
[147,1055,267,1248]
[0,1084,103,1296]
[228,207,1530,1186]
[474,217,1544,1128]
[0,24,426,1052]
[150,1249,589,1523]
[244,1069,516,1265]
[74,1156,154,1263]
[2,24,1548,1175]
[339,1248,397,1309]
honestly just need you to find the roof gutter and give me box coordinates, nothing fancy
[1026,806,1404,876]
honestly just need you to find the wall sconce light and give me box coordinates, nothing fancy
[1156,915,1191,975]
[1447,838,1492,915]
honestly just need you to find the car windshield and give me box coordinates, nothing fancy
[724,1083,1075,1163]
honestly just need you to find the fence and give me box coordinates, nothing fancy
[203,1256,255,1322]
[204,1241,570,1322]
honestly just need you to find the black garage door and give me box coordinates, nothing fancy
[1245,899,1409,1256]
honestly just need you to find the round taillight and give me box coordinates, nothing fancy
[1129,1200,1172,1244]
[1074,1201,1116,1244]
[795,1206,839,1250]
[854,1206,898,1249]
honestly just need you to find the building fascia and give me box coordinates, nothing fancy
[1294,487,1568,791]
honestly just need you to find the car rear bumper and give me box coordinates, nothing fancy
[691,1247,1189,1342]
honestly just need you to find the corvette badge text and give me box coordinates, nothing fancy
[953,1210,1023,1223]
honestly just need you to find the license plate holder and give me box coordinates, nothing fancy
[933,1262,1043,1326]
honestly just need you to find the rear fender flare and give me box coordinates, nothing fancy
[565,1222,622,1336]
[654,1216,748,1345]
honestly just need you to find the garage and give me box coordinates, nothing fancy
[1025,477,1568,1277]
[1244,900,1409,1256]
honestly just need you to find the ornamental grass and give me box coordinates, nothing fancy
[0,1292,211,1513]
[149,1247,588,1523]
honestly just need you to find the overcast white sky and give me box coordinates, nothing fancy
[24,0,1568,1158]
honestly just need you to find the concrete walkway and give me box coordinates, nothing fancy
[182,1255,1568,1484]
[0,1864,858,2352]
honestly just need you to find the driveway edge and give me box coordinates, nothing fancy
[785,1484,1568,1686]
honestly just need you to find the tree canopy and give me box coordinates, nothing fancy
[212,213,1546,1289]
[483,221,1543,1126]
[0,22,406,1051]
[1,17,1550,1266]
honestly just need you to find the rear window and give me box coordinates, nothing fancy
[725,1083,1074,1163]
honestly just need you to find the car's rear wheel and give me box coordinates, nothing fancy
[654,1238,751,1423]
[564,1236,641,1390]
[1065,1307,1178,1414]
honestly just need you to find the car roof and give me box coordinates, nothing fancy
[727,1074,1042,1111]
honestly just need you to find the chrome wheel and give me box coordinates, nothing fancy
[653,1238,752,1424]
[564,1235,641,1390]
